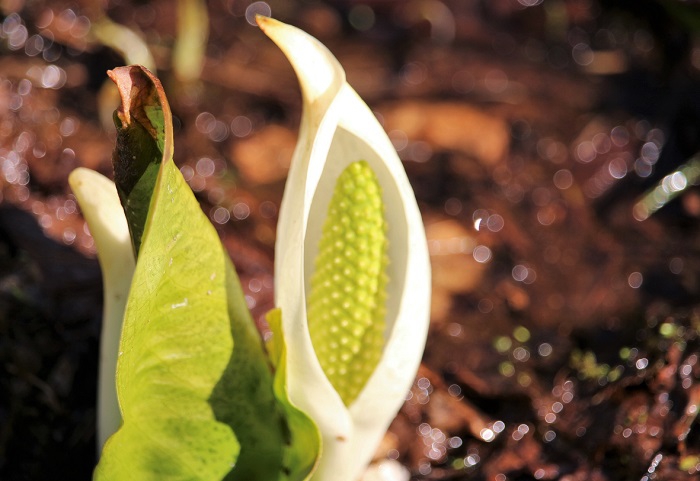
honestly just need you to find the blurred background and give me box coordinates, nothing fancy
[1,1,700,479]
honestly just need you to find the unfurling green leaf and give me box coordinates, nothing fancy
[307,161,388,405]
[266,308,321,481]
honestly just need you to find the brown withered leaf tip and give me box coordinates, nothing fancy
[107,66,162,140]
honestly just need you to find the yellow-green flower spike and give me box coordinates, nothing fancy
[307,160,388,406]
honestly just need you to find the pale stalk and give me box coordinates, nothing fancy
[69,168,135,450]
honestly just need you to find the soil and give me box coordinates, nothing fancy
[2,1,700,480]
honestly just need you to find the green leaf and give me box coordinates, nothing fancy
[211,260,290,481]
[95,65,301,481]
[93,129,240,480]
[266,308,321,481]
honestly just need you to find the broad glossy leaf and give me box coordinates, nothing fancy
[93,132,239,480]
[93,65,295,480]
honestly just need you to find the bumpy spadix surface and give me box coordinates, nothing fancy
[307,160,388,405]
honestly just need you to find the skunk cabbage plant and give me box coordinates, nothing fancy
[69,17,429,481]
[258,17,431,481]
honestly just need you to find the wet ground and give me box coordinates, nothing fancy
[2,1,700,480]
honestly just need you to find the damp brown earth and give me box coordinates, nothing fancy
[2,1,700,480]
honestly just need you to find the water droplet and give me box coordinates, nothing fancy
[486,214,504,232]
[447,322,462,337]
[208,120,229,142]
[62,228,76,244]
[196,157,216,177]
[478,298,493,313]
[553,169,573,189]
[245,2,271,26]
[195,112,216,134]
[512,264,528,282]
[7,24,28,50]
[180,165,194,181]
[400,62,427,86]
[70,16,91,39]
[576,140,596,163]
[245,294,256,309]
[444,197,462,216]
[499,361,515,377]
[231,115,252,137]
[494,336,512,353]
[42,43,62,62]
[538,343,553,357]
[17,78,32,95]
[628,272,643,289]
[611,125,629,147]
[388,130,408,151]
[406,140,432,162]
[41,65,66,89]
[39,214,52,228]
[641,142,660,164]
[473,245,492,263]
[212,206,230,224]
[537,137,566,163]
[479,428,495,442]
[56,9,76,32]
[513,347,530,362]
[593,132,611,154]
[232,202,250,220]
[669,257,684,274]
[448,436,462,448]
[572,43,594,66]
[248,278,262,293]
[465,453,480,466]
[417,377,431,390]
[60,117,78,136]
[608,157,628,179]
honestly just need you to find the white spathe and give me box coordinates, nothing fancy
[258,17,431,481]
